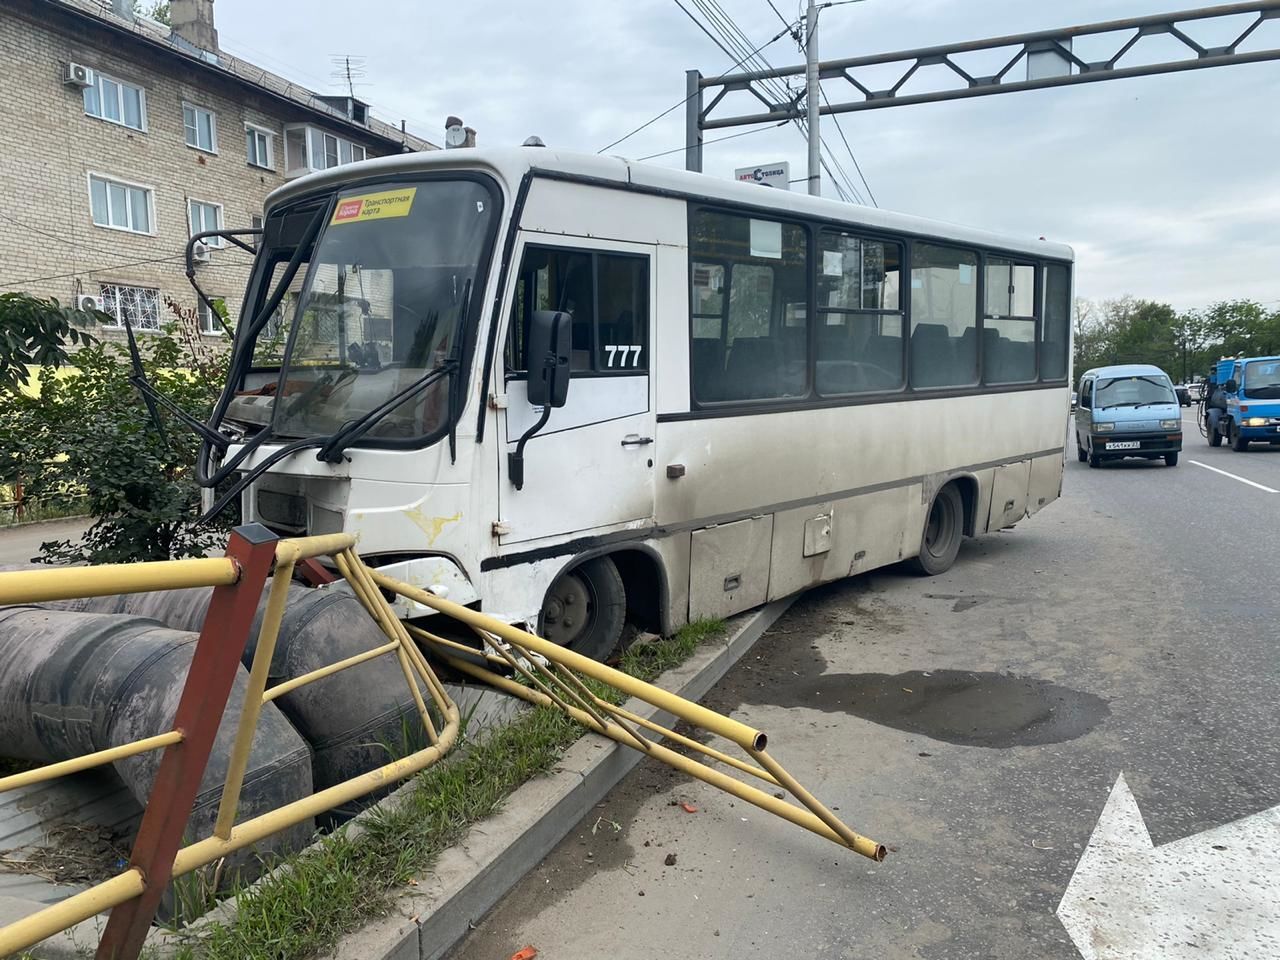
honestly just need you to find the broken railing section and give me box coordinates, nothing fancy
[0,528,459,960]
[372,570,888,863]
[0,530,882,960]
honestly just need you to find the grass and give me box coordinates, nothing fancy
[0,497,88,528]
[172,618,725,960]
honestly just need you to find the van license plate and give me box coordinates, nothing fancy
[1107,441,1140,450]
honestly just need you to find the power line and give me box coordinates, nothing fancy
[820,83,877,205]
[597,10,797,154]
[637,121,788,161]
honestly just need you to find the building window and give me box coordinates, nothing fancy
[99,284,161,331]
[909,243,979,389]
[188,199,223,245]
[283,124,368,177]
[245,124,274,169]
[688,209,809,403]
[88,174,152,234]
[83,72,146,131]
[197,297,223,335]
[183,103,217,152]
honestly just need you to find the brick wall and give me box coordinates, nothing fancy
[0,3,416,351]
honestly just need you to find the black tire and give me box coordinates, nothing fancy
[1209,425,1223,447]
[1231,425,1250,452]
[908,484,964,576]
[540,557,626,661]
[1088,452,1102,468]
[1076,434,1087,462]
[1164,452,1179,467]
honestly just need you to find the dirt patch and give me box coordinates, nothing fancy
[0,820,129,885]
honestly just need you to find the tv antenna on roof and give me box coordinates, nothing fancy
[330,55,367,98]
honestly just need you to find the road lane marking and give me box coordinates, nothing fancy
[1188,459,1280,493]
[1057,774,1280,959]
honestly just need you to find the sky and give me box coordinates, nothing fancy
[211,0,1280,313]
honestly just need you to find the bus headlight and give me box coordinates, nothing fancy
[1094,422,1115,432]
[1245,417,1268,427]
[1160,419,1181,429]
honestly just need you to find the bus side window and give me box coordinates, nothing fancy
[689,209,808,404]
[981,259,1037,385]
[815,230,905,396]
[909,243,979,389]
[505,245,648,377]
[1041,263,1071,381]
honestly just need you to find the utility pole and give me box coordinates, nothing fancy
[804,0,821,196]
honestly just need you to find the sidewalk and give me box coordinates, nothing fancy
[0,518,89,566]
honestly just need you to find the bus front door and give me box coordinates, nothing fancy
[497,238,657,545]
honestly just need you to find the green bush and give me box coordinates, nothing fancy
[0,296,234,563]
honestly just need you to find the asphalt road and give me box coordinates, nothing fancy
[450,409,1280,960]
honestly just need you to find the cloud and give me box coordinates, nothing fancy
[213,0,1280,311]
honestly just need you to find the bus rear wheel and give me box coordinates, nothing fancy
[909,484,964,576]
[540,557,626,661]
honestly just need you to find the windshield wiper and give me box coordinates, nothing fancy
[315,360,458,464]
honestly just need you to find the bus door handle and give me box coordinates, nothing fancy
[621,434,654,447]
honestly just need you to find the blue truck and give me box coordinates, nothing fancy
[1202,356,1280,450]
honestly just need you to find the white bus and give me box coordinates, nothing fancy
[198,147,1073,660]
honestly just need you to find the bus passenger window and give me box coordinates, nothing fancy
[689,209,808,403]
[982,258,1037,384]
[505,245,648,376]
[910,243,978,389]
[815,231,904,396]
[1041,263,1071,381]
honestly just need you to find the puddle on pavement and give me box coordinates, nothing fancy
[756,669,1109,748]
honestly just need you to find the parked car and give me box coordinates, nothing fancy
[1074,364,1183,467]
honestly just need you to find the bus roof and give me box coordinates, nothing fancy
[267,146,1075,262]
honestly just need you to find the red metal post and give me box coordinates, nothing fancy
[96,524,278,960]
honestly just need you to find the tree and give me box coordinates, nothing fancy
[133,1,170,25]
[0,298,233,563]
[0,293,98,394]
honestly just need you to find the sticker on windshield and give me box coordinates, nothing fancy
[330,187,418,225]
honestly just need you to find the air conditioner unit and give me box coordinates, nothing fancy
[192,242,211,263]
[63,62,94,88]
[76,294,104,313]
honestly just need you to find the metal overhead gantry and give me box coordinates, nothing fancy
[684,1,1280,175]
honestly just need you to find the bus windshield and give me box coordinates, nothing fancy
[266,178,496,442]
[1094,375,1176,408]
[1242,359,1280,399]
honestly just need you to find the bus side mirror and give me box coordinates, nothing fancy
[527,310,572,408]
[1225,378,1238,393]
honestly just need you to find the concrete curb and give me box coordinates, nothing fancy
[332,597,795,960]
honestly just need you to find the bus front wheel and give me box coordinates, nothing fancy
[540,557,626,661]
[909,484,964,576]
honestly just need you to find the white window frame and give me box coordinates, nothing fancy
[182,102,218,153]
[197,297,224,336]
[188,198,225,247]
[83,71,147,132]
[245,122,275,169]
[282,123,369,177]
[98,283,162,331]
[87,171,155,235]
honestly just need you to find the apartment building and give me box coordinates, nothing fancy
[0,0,437,342]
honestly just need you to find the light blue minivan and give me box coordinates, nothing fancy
[1073,364,1183,468]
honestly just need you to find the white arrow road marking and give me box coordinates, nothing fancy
[1057,774,1280,958]
[1188,459,1280,493]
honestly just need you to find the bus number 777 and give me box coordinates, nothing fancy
[604,344,643,368]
